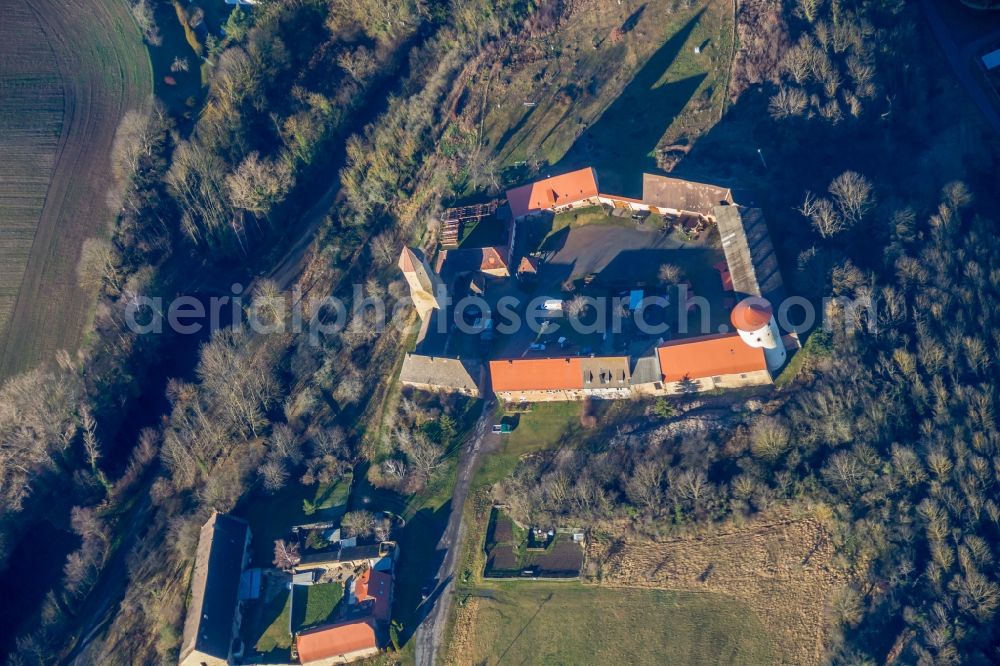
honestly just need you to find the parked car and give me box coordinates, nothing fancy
[540,298,563,311]
[492,423,512,434]
[528,342,546,351]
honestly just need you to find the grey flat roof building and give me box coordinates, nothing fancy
[630,352,663,386]
[642,174,734,217]
[399,354,482,395]
[715,206,784,300]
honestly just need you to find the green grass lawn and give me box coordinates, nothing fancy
[467,584,777,665]
[236,474,353,566]
[552,205,633,233]
[254,589,292,654]
[477,402,581,487]
[247,576,346,658]
[292,582,344,631]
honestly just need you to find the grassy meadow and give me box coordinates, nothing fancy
[463,584,777,665]
[480,0,735,196]
[475,402,582,488]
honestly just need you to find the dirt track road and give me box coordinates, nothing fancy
[414,401,496,666]
[63,492,154,664]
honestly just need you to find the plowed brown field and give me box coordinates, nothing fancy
[0,0,150,376]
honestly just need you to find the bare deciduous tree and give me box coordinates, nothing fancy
[273,539,301,570]
[796,0,823,23]
[312,427,347,458]
[769,86,808,119]
[658,263,683,285]
[341,510,376,538]
[334,374,365,405]
[565,295,589,318]
[167,140,238,248]
[823,451,866,494]
[260,459,289,493]
[829,170,874,225]
[749,416,791,459]
[942,181,972,211]
[337,46,376,82]
[226,152,294,217]
[370,232,398,265]
[669,469,712,507]
[401,432,443,480]
[624,460,664,510]
[269,424,303,465]
[374,517,392,541]
[130,0,161,45]
[77,238,123,294]
[799,192,846,238]
[249,279,286,329]
[381,458,407,482]
[0,367,81,512]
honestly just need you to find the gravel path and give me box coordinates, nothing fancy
[414,401,497,666]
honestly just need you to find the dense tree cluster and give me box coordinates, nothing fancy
[770,0,883,123]
[0,363,81,519]
[12,1,538,662]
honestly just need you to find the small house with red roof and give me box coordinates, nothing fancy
[505,167,600,219]
[350,569,392,621]
[295,618,380,665]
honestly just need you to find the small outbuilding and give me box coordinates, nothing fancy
[517,255,539,278]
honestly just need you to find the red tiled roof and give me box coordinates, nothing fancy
[480,247,508,271]
[353,570,392,621]
[506,168,599,218]
[398,247,418,273]
[435,247,509,277]
[656,334,767,382]
[354,569,373,602]
[731,299,772,331]
[296,619,378,663]
[489,357,584,392]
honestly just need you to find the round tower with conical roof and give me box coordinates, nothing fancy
[730,297,786,372]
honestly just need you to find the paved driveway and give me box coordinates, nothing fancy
[540,224,720,285]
